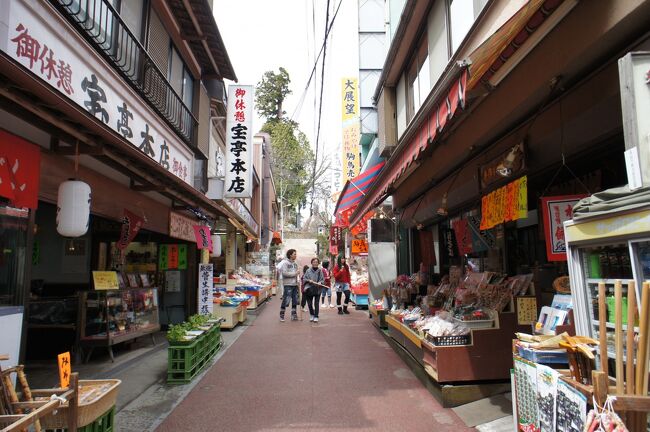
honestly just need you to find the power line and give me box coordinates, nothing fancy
[310,0,331,216]
[290,0,344,122]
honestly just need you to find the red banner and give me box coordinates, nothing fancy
[0,129,41,209]
[452,219,473,255]
[330,225,343,247]
[193,225,213,251]
[540,195,586,262]
[168,244,179,269]
[351,211,374,236]
[116,209,144,250]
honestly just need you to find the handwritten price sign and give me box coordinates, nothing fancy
[351,239,368,255]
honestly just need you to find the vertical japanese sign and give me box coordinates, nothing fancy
[198,263,214,316]
[57,352,71,388]
[480,175,528,230]
[540,195,586,261]
[331,141,343,202]
[225,85,254,198]
[341,78,360,183]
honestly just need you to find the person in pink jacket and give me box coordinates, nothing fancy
[332,256,351,315]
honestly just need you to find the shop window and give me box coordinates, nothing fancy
[448,0,488,54]
[406,35,430,123]
[0,210,29,306]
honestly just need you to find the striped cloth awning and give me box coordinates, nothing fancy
[334,161,386,227]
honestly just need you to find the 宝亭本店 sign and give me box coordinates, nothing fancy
[540,195,586,261]
[198,263,214,316]
[224,85,254,198]
[4,2,193,184]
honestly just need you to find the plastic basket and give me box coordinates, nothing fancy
[40,380,120,428]
[426,333,471,346]
[452,317,494,329]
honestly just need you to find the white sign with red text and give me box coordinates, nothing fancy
[224,85,254,198]
[3,1,193,184]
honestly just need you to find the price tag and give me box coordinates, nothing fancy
[57,352,71,388]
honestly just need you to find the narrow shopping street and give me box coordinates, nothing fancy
[156,304,470,432]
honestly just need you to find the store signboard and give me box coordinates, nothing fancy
[198,263,213,316]
[169,211,197,243]
[619,52,650,187]
[342,78,361,183]
[480,176,527,230]
[351,239,368,255]
[3,2,194,184]
[225,198,259,235]
[540,195,586,261]
[246,252,270,276]
[516,297,538,325]
[92,271,119,290]
[224,85,254,198]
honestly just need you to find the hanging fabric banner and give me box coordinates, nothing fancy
[116,209,144,250]
[0,128,41,209]
[168,244,179,269]
[193,225,213,251]
[480,175,528,230]
[540,194,586,261]
[452,219,473,255]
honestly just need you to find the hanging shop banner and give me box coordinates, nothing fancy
[467,215,496,252]
[452,219,473,255]
[329,244,338,256]
[351,239,368,255]
[0,130,41,209]
[350,211,374,236]
[331,141,343,202]
[224,85,254,198]
[169,211,197,242]
[480,175,528,230]
[443,228,458,259]
[342,77,360,183]
[159,244,187,270]
[540,195,586,262]
[330,225,343,247]
[4,2,193,184]
[192,225,213,251]
[198,263,214,316]
[116,209,144,250]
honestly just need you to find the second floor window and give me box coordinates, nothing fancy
[449,0,489,54]
[406,35,430,123]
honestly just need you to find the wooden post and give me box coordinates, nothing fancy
[598,282,608,375]
[66,373,78,432]
[615,280,624,394]
[592,370,609,408]
[627,281,637,395]
[636,282,650,395]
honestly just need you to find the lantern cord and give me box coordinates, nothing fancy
[74,140,79,177]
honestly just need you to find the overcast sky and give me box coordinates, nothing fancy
[212,0,360,171]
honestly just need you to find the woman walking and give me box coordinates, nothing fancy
[300,265,309,312]
[320,261,333,308]
[332,256,351,315]
[303,258,324,322]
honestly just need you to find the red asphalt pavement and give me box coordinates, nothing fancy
[156,302,472,432]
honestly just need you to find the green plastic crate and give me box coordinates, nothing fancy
[167,323,222,384]
[46,405,114,432]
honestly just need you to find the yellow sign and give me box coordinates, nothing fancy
[480,175,528,230]
[92,271,119,290]
[516,297,537,325]
[341,78,359,121]
[57,352,71,388]
[565,208,650,243]
[342,77,360,183]
[351,239,368,255]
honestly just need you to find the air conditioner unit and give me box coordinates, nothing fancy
[368,218,393,243]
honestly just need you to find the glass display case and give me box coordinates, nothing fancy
[565,206,650,372]
[79,288,159,362]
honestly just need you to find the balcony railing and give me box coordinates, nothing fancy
[50,0,198,148]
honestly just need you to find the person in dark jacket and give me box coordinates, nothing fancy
[332,256,351,315]
[320,261,333,308]
[303,258,324,322]
[300,265,309,311]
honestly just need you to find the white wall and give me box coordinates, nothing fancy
[428,0,449,88]
[396,74,407,138]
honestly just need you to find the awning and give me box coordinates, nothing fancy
[334,161,386,228]
[350,0,574,227]
[349,69,468,226]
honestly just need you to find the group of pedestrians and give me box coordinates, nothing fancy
[277,249,352,323]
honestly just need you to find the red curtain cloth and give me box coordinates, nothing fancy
[415,229,436,269]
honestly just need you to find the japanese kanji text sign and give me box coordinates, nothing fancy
[4,2,193,184]
[57,351,71,388]
[480,175,528,230]
[341,78,360,183]
[225,85,254,198]
[198,263,214,316]
[351,239,368,255]
[540,195,586,261]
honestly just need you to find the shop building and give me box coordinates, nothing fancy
[0,0,241,364]
[352,0,650,387]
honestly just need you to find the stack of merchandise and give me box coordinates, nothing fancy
[228,268,271,287]
[420,312,471,346]
[213,290,251,307]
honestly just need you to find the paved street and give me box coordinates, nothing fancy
[155,303,471,432]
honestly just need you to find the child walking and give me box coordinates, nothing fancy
[320,261,333,308]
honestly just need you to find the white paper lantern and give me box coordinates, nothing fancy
[211,233,222,257]
[56,180,91,237]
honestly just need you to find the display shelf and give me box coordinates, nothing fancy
[350,293,369,309]
[78,288,160,362]
[212,304,243,329]
[591,320,639,332]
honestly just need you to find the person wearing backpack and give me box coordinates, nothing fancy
[333,256,352,315]
[303,257,324,322]
[320,260,333,308]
